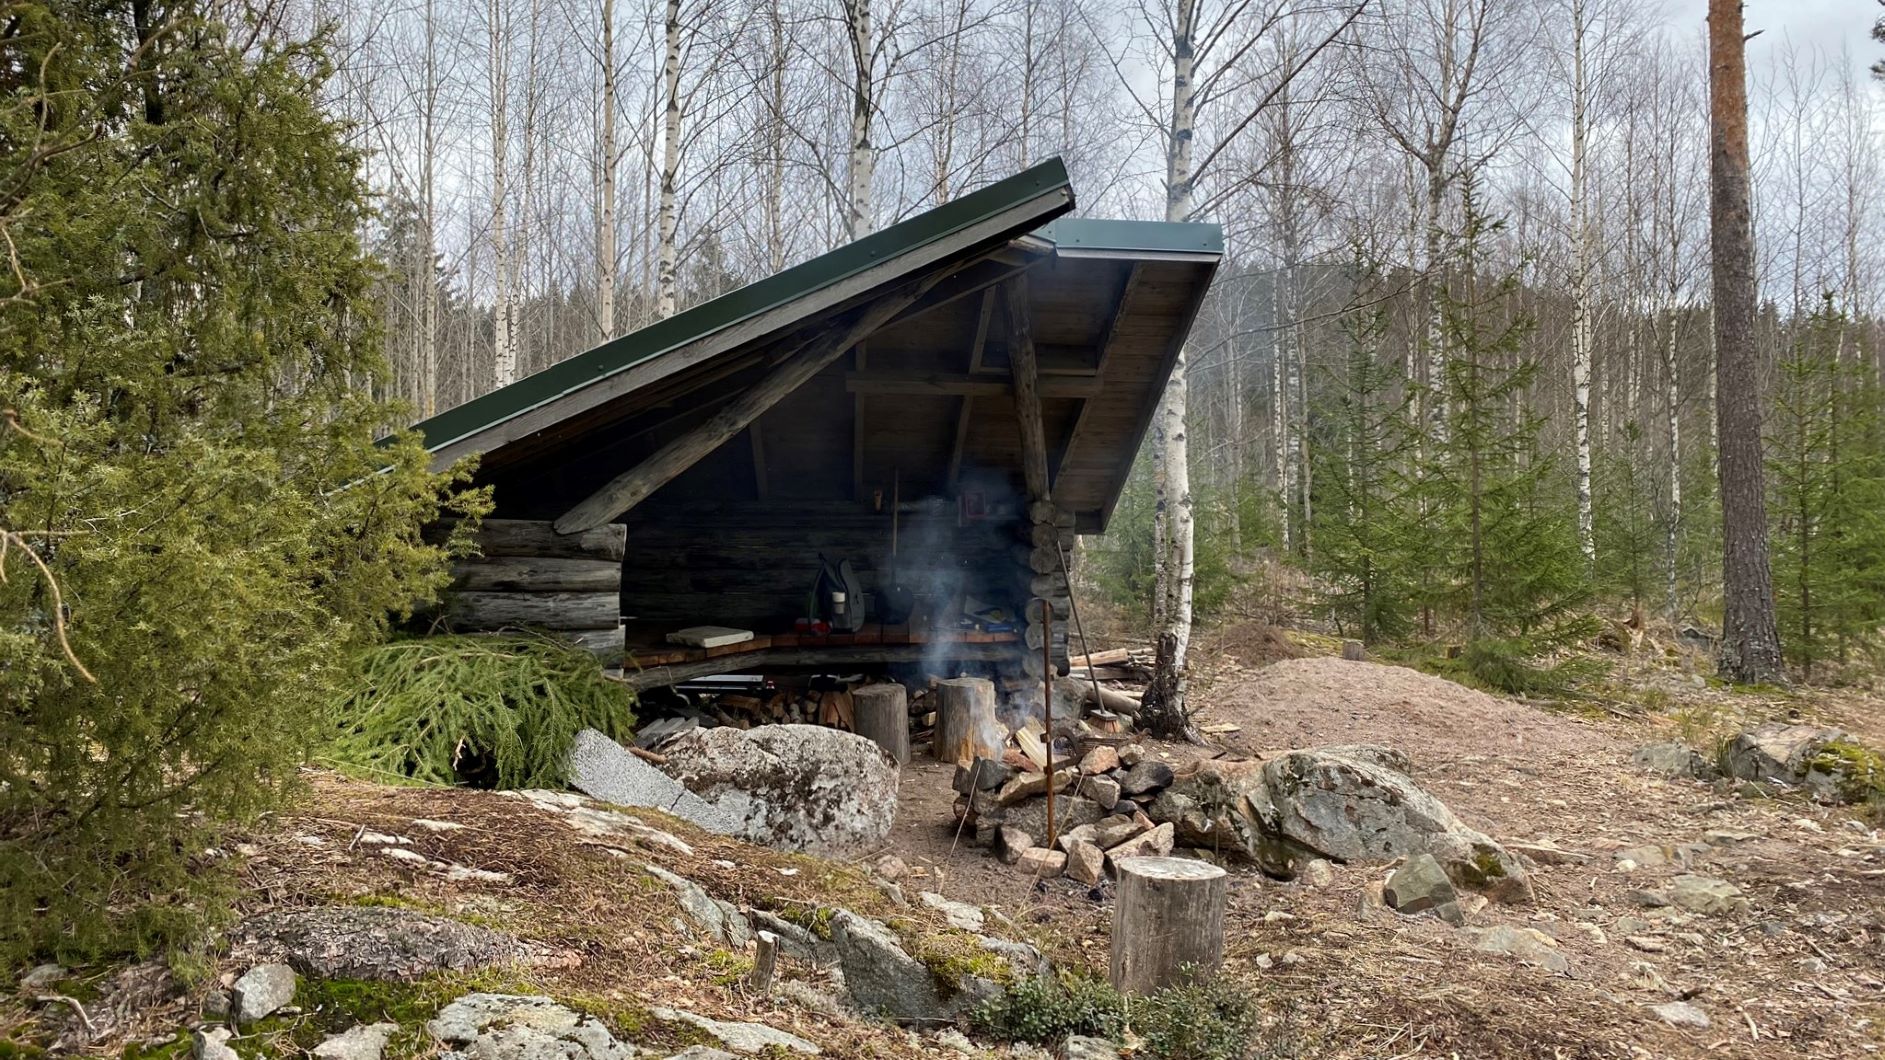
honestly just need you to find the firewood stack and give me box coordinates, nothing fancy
[948,729,1179,886]
[708,688,857,729]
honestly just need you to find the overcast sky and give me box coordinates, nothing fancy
[1667,0,1879,77]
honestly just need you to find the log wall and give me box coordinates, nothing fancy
[433,518,626,657]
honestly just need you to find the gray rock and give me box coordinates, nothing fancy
[1258,749,1531,902]
[1299,859,1335,889]
[19,964,63,992]
[645,864,752,948]
[748,910,833,965]
[1632,743,1716,780]
[232,963,297,1024]
[1384,854,1463,925]
[1065,839,1105,886]
[829,911,948,1022]
[234,907,523,982]
[194,1027,239,1060]
[1459,925,1569,974]
[505,789,695,856]
[918,892,985,932]
[1077,774,1121,810]
[1666,875,1748,917]
[1722,723,1843,787]
[664,1049,738,1060]
[995,826,1034,865]
[1119,761,1175,796]
[312,1023,398,1060]
[655,725,899,856]
[1651,1001,1710,1029]
[1314,745,1413,775]
[429,993,634,1059]
[999,795,1105,841]
[567,728,741,836]
[649,1008,819,1055]
[1064,1036,1119,1060]
[953,758,1016,795]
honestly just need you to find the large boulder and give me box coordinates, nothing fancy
[655,725,899,856]
[1722,722,1844,788]
[1166,747,1530,902]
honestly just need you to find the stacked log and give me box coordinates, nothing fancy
[996,500,1073,710]
[434,519,625,657]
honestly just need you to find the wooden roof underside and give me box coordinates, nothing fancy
[472,243,1217,534]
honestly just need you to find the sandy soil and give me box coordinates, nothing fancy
[884,656,1885,1058]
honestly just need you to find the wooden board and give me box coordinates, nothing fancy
[453,556,622,593]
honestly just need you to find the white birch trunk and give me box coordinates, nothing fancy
[596,0,617,341]
[1569,0,1594,560]
[488,0,516,389]
[418,0,439,416]
[655,0,682,319]
[844,0,876,241]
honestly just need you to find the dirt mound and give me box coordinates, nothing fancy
[1206,656,1616,763]
[1198,620,1302,668]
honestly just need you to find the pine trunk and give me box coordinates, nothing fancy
[1707,0,1782,683]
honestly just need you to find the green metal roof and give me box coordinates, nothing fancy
[411,157,1077,454]
[1039,217,1224,256]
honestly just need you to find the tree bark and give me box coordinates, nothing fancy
[1109,856,1227,995]
[1707,0,1782,683]
[853,683,910,765]
[933,676,1000,766]
[655,0,682,319]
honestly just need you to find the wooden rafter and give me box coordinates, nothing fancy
[1003,275,1050,502]
[553,280,934,534]
[1052,263,1142,489]
[844,372,1101,398]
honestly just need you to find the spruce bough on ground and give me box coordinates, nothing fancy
[327,635,637,790]
[0,8,480,961]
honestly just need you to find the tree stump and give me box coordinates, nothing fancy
[933,677,1000,766]
[1109,856,1228,995]
[853,683,910,765]
[1341,639,1365,662]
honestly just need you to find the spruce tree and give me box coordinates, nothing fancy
[1423,201,1589,648]
[1308,282,1421,642]
[1769,299,1885,678]
[1593,423,1665,615]
[0,4,478,959]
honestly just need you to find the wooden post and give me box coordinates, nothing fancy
[853,683,910,765]
[1341,639,1365,662]
[748,931,778,994]
[932,677,1000,765]
[1109,856,1228,995]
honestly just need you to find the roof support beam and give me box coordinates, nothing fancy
[1004,276,1050,502]
[554,281,932,534]
[1052,264,1142,490]
[844,372,1100,399]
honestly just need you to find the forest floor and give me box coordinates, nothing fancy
[7,627,1882,1059]
[887,629,1885,1058]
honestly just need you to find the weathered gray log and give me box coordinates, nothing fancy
[853,683,911,765]
[555,285,931,534]
[566,627,626,658]
[1109,856,1228,995]
[614,644,1013,692]
[425,518,627,561]
[445,591,619,631]
[1081,682,1142,717]
[933,677,1001,766]
[453,556,622,593]
[1004,276,1051,502]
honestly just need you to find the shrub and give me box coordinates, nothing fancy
[968,972,1126,1045]
[1132,977,1267,1060]
[0,9,481,962]
[326,635,637,789]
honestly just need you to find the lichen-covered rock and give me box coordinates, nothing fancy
[232,962,296,1024]
[1170,748,1529,902]
[645,864,752,947]
[649,1007,820,1055]
[829,911,948,1022]
[656,725,899,856]
[234,907,523,982]
[429,993,633,1058]
[311,1023,398,1060]
[1722,723,1843,787]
